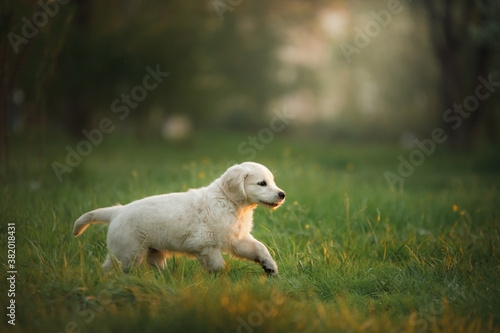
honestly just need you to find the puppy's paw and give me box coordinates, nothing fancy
[260,259,278,276]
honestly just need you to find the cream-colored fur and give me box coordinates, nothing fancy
[73,162,286,275]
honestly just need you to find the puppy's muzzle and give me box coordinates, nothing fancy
[259,191,286,209]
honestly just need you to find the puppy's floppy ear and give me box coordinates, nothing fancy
[219,164,248,203]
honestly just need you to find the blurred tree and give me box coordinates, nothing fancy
[48,0,286,137]
[0,1,28,174]
[63,0,92,137]
[0,1,73,174]
[421,0,500,151]
[202,3,284,129]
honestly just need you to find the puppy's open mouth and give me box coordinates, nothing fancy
[259,200,282,208]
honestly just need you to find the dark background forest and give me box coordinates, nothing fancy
[1,0,500,171]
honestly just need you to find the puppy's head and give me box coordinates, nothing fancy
[219,162,286,209]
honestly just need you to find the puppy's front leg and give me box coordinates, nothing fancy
[232,234,278,275]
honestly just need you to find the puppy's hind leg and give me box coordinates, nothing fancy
[107,241,147,273]
[118,247,147,273]
[102,253,121,273]
[102,254,112,272]
[107,227,147,272]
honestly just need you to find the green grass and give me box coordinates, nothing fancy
[1,132,499,332]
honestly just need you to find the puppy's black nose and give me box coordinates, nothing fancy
[278,191,286,199]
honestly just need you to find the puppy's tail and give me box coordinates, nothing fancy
[73,205,122,237]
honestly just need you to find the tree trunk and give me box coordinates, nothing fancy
[422,0,493,152]
[65,0,92,138]
[438,49,464,151]
[0,5,31,175]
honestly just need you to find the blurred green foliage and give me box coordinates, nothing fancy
[1,0,500,144]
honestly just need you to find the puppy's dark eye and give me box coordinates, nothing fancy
[257,181,267,186]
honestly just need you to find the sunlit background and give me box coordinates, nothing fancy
[2,0,499,156]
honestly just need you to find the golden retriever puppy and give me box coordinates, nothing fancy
[73,162,286,275]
